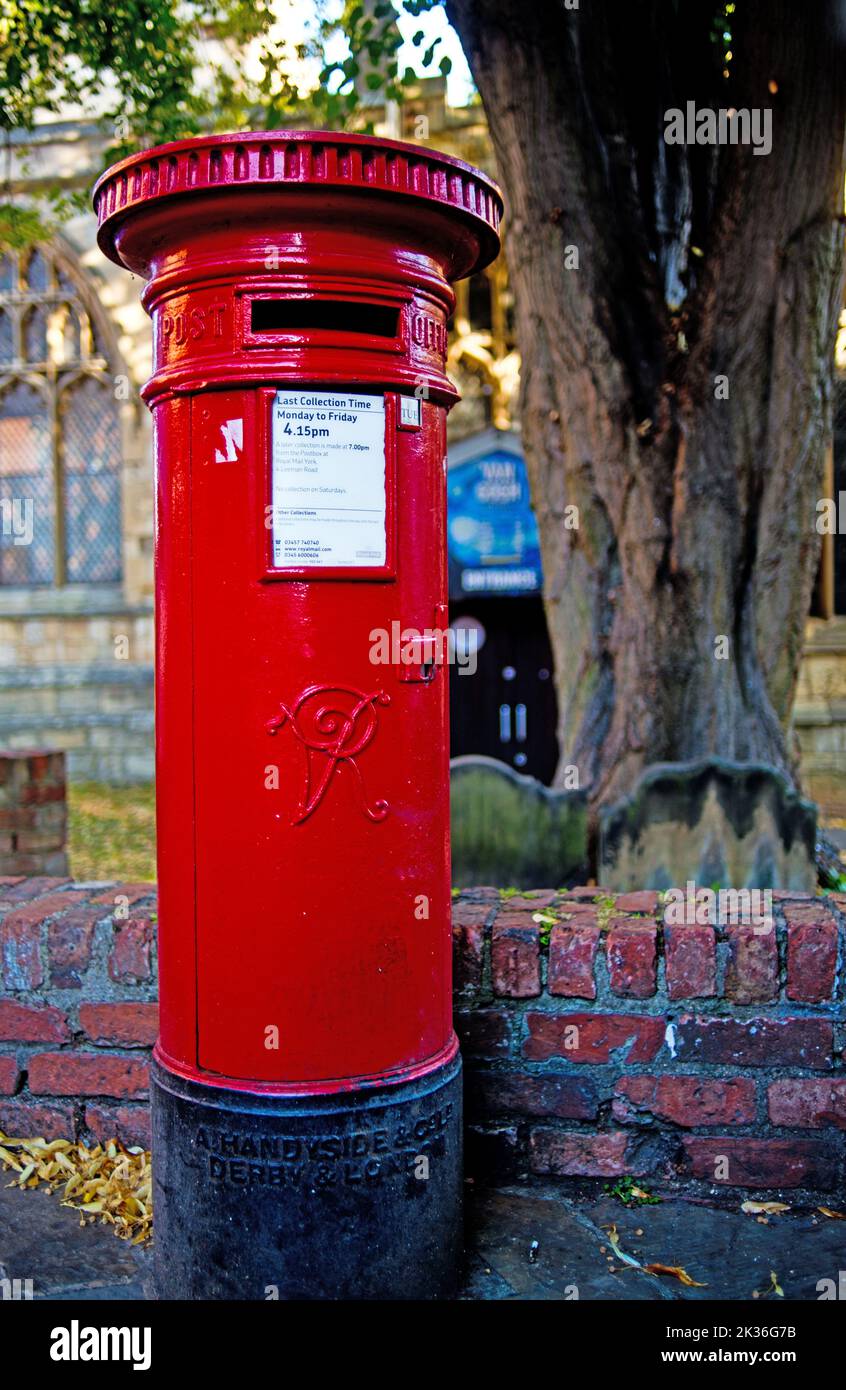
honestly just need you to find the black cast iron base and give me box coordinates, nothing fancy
[151,1052,462,1300]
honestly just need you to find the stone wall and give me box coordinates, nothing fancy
[0,610,154,782]
[2,878,845,1200]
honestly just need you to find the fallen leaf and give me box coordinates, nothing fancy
[604,1224,643,1270]
[818,1207,846,1220]
[643,1263,708,1287]
[741,1200,790,1215]
[0,1130,152,1245]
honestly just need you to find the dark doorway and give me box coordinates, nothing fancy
[449,596,559,784]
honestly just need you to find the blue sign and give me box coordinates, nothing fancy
[447,446,542,599]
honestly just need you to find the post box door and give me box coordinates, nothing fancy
[189,387,452,1086]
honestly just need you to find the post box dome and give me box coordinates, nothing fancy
[94,129,503,281]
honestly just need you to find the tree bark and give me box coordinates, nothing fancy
[445,0,846,810]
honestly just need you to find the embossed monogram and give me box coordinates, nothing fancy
[266,684,390,824]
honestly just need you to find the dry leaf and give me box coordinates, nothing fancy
[604,1224,643,1270]
[0,1130,152,1245]
[818,1207,846,1221]
[741,1201,791,1215]
[643,1262,708,1287]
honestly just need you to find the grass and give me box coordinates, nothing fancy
[67,782,157,882]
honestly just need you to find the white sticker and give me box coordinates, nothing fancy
[399,396,421,428]
[271,391,386,569]
[215,418,243,462]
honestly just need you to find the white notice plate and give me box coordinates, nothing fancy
[271,391,386,569]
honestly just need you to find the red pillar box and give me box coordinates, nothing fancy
[94,132,501,1299]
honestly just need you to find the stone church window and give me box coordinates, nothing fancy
[0,245,122,586]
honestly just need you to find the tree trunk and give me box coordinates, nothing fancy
[446,0,846,811]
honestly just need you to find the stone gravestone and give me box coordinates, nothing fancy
[450,754,588,888]
[598,758,817,891]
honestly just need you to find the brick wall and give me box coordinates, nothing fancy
[0,752,68,876]
[2,878,845,1198]
[457,887,846,1197]
[0,876,156,1148]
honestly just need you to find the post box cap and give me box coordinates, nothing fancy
[94,129,503,276]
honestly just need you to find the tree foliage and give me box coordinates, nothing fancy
[0,0,454,245]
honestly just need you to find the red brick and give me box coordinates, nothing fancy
[0,1100,74,1139]
[785,909,838,1003]
[499,891,557,910]
[453,921,484,992]
[0,876,71,904]
[529,1129,631,1177]
[468,1070,598,1121]
[664,922,716,999]
[606,919,657,997]
[0,806,54,830]
[524,1011,666,1064]
[108,918,154,983]
[84,1105,151,1150]
[19,781,66,806]
[725,923,778,1004]
[26,751,65,783]
[0,918,44,990]
[767,1079,846,1129]
[89,883,157,909]
[675,1015,831,1069]
[0,886,76,919]
[460,887,500,904]
[548,923,599,998]
[557,903,599,920]
[491,911,540,997]
[14,830,65,854]
[0,1055,20,1094]
[683,1137,839,1189]
[614,891,659,913]
[455,1008,510,1059]
[0,851,68,876]
[28,1051,149,1099]
[452,903,487,993]
[0,1000,69,1043]
[79,1002,159,1048]
[48,906,104,987]
[613,1075,756,1127]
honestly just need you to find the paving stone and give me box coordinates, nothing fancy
[2,1167,842,1302]
[0,1178,150,1299]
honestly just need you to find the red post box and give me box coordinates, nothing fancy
[94,131,501,1299]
